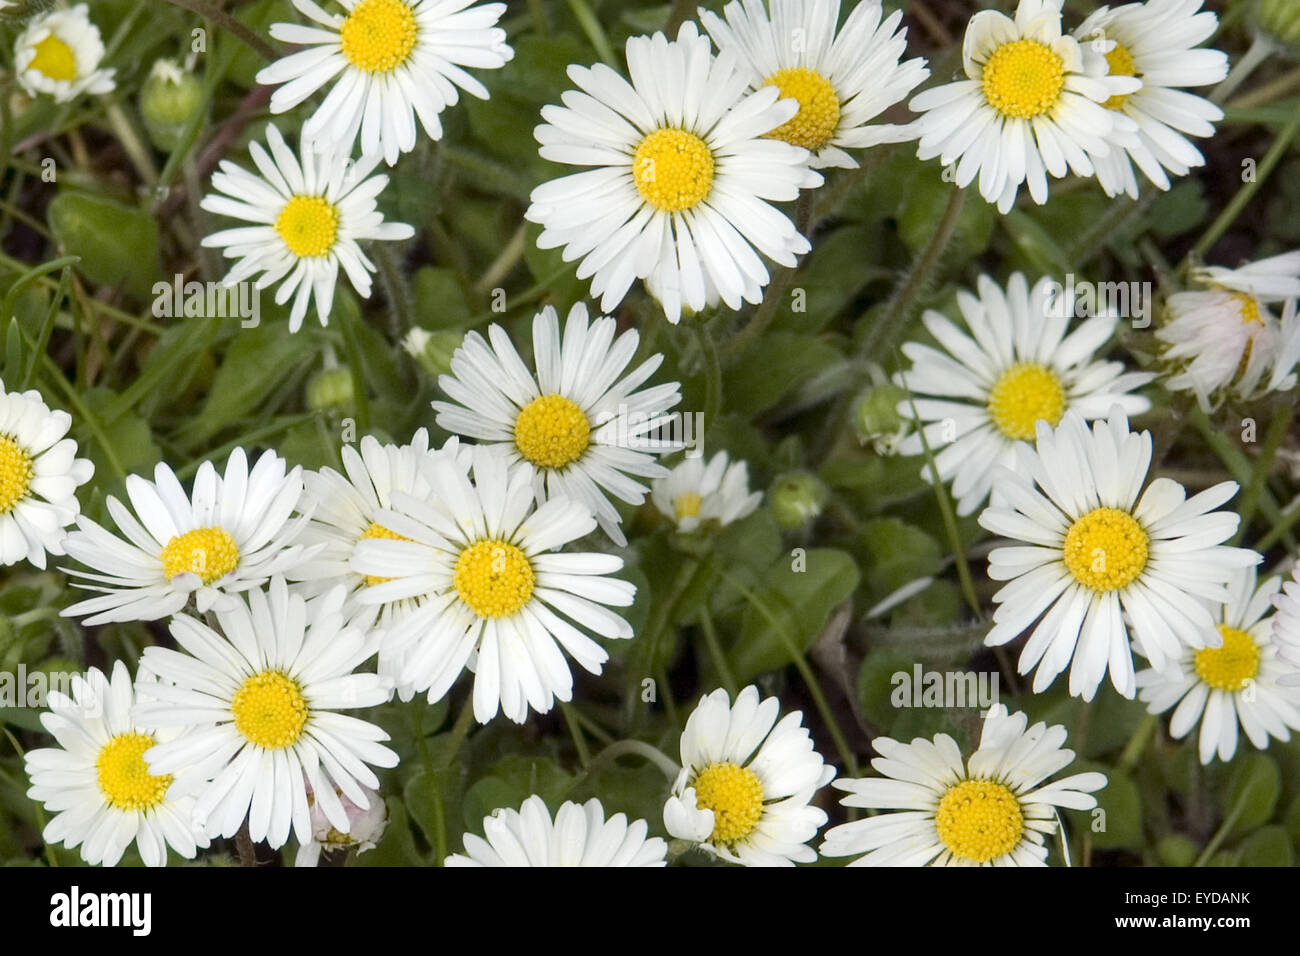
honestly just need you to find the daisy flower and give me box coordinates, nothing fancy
[256,0,514,166]
[24,662,209,867]
[650,450,762,533]
[1272,560,1300,684]
[61,448,313,625]
[295,782,387,866]
[1138,566,1300,764]
[200,124,416,331]
[820,705,1106,866]
[526,22,822,324]
[446,795,667,867]
[432,302,682,547]
[133,578,398,849]
[663,685,834,866]
[14,4,115,103]
[351,446,636,724]
[979,409,1259,700]
[699,0,930,169]
[908,0,1139,212]
[894,273,1153,516]
[1193,248,1300,301]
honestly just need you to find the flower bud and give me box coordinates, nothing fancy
[1257,0,1300,48]
[296,783,387,866]
[306,366,355,411]
[403,327,463,379]
[140,59,205,153]
[854,383,911,454]
[769,470,827,530]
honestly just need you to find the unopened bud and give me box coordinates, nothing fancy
[769,470,827,530]
[854,383,910,454]
[140,59,205,152]
[1257,0,1300,48]
[403,327,463,379]
[306,366,355,411]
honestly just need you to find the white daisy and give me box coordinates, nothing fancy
[1269,298,1300,394]
[1193,248,1300,301]
[664,685,834,866]
[650,450,761,533]
[526,22,822,324]
[61,448,314,625]
[200,124,416,332]
[699,0,930,169]
[351,446,636,724]
[432,302,682,546]
[133,578,398,849]
[979,409,1260,700]
[294,781,387,866]
[1138,566,1300,764]
[446,795,667,867]
[24,662,209,868]
[1272,560,1300,685]
[908,0,1139,212]
[256,0,514,166]
[820,704,1107,866]
[14,4,115,103]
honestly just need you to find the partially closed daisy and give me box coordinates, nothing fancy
[651,450,761,533]
[14,4,115,103]
[526,22,821,324]
[25,662,209,867]
[446,795,667,867]
[664,685,834,866]
[821,705,1106,866]
[894,272,1154,516]
[979,410,1259,700]
[201,124,415,331]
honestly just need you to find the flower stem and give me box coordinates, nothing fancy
[163,0,279,62]
[1232,404,1292,545]
[697,607,738,698]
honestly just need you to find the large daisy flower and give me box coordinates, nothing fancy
[14,4,115,103]
[650,450,762,533]
[820,705,1107,866]
[526,22,821,324]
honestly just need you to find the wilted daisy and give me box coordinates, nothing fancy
[352,447,636,724]
[526,22,821,324]
[295,782,388,866]
[14,4,115,102]
[200,124,416,331]
[664,685,834,866]
[980,410,1259,700]
[25,662,209,868]
[1138,567,1300,764]
[446,795,667,867]
[134,579,397,849]
[432,303,682,546]
[909,0,1139,212]
[61,448,313,625]
[651,450,761,533]
[699,0,929,169]
[256,0,513,165]
[821,705,1106,866]
[894,273,1153,516]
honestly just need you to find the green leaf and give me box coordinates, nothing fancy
[1079,766,1141,850]
[1222,754,1281,836]
[412,268,473,330]
[461,754,573,831]
[856,647,924,731]
[858,516,942,598]
[723,332,842,417]
[187,321,312,445]
[1237,825,1293,866]
[46,192,160,299]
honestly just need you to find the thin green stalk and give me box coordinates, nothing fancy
[560,702,592,767]
[2,727,58,867]
[624,556,702,726]
[693,320,721,432]
[336,301,372,434]
[697,607,738,698]
[656,665,679,726]
[565,0,618,68]
[21,264,71,390]
[1118,713,1158,773]
[1232,405,1292,545]
[1255,497,1300,552]
[665,0,699,37]
[1194,795,1248,867]
[576,739,682,785]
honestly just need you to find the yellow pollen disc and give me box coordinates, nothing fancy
[1062,506,1149,592]
[96,732,172,811]
[160,526,240,585]
[1233,292,1263,326]
[339,0,418,74]
[514,393,591,469]
[1194,625,1260,691]
[359,521,410,588]
[981,39,1066,119]
[632,128,715,213]
[986,362,1067,441]
[453,539,535,619]
[935,779,1024,863]
[231,671,308,749]
[275,195,340,258]
[674,492,702,520]
[0,434,35,515]
[1101,42,1138,110]
[761,67,841,151]
[693,761,764,845]
[28,34,78,83]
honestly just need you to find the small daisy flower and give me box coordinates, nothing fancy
[1272,560,1300,685]
[24,662,209,867]
[894,273,1154,516]
[133,578,398,850]
[432,302,682,547]
[200,124,416,331]
[664,685,835,866]
[446,795,667,867]
[14,4,115,103]
[295,782,387,866]
[820,704,1106,866]
[699,0,930,169]
[650,450,761,533]
[526,22,821,324]
[256,0,514,166]
[979,409,1259,700]
[61,448,314,625]
[352,446,636,724]
[1138,567,1300,764]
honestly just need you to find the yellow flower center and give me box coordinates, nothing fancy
[1233,292,1263,326]
[275,195,340,258]
[359,521,410,587]
[339,0,418,74]
[674,492,702,520]
[986,362,1067,441]
[632,128,715,213]
[453,539,535,619]
[1194,625,1261,692]
[935,779,1024,863]
[514,393,591,469]
[28,34,78,83]
[159,526,241,585]
[1062,506,1149,592]
[981,39,1066,119]
[693,761,764,845]
[95,732,172,812]
[761,66,841,151]
[231,671,308,749]
[1101,41,1138,111]
[0,434,34,515]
